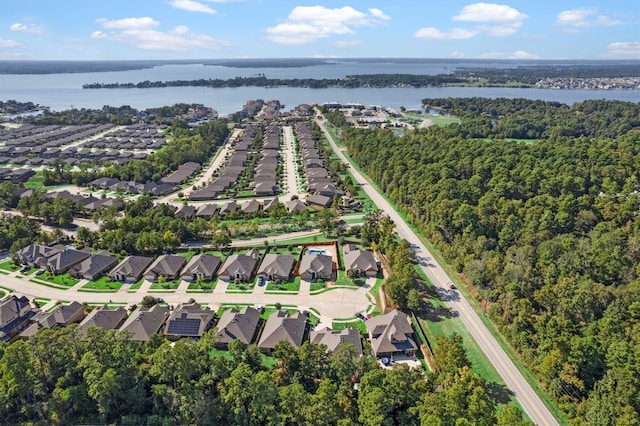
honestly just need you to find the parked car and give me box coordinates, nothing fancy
[380,356,391,366]
[355,312,366,320]
[19,265,29,273]
[258,277,266,286]
[35,269,45,276]
[449,282,456,290]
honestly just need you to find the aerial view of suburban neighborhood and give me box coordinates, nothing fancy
[1,1,640,425]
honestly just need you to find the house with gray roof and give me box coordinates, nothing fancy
[241,199,261,214]
[108,255,154,283]
[143,254,186,282]
[195,203,217,219]
[164,303,215,340]
[309,327,363,357]
[285,199,308,213]
[218,251,259,282]
[69,252,119,281]
[180,254,221,282]
[306,194,333,209]
[175,204,196,219]
[298,253,333,281]
[42,248,92,275]
[343,245,378,278]
[219,200,238,216]
[257,253,295,281]
[0,295,37,342]
[365,309,417,358]
[213,306,261,348]
[119,304,169,341]
[263,197,279,211]
[20,301,85,339]
[14,243,63,267]
[257,310,308,354]
[77,307,128,337]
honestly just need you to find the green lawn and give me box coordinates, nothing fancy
[0,260,20,272]
[187,279,217,291]
[42,273,80,287]
[332,319,367,334]
[24,171,45,188]
[226,281,255,292]
[309,281,327,292]
[266,276,300,292]
[334,270,363,287]
[150,279,181,290]
[82,276,123,291]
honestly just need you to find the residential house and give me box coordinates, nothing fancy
[77,307,128,337]
[309,327,363,356]
[42,248,92,275]
[219,201,238,216]
[343,245,378,278]
[20,301,85,339]
[285,199,308,214]
[365,309,418,358]
[240,200,261,214]
[257,310,308,354]
[108,255,154,283]
[119,304,170,341]
[257,253,295,281]
[217,251,259,282]
[298,253,333,281]
[175,204,196,219]
[69,252,119,281]
[164,303,215,340]
[180,254,221,282]
[14,244,63,267]
[305,194,333,209]
[213,306,261,348]
[263,197,279,211]
[143,254,187,282]
[195,203,217,219]
[0,295,37,342]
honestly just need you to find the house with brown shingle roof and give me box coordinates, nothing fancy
[143,254,187,282]
[343,245,378,278]
[365,309,417,358]
[20,301,85,339]
[119,304,169,341]
[69,252,119,281]
[180,254,221,282]
[0,295,37,342]
[14,243,63,268]
[77,307,128,337]
[213,306,261,348]
[42,248,92,275]
[164,303,215,340]
[108,255,154,283]
[257,310,308,354]
[217,251,259,282]
[257,253,295,281]
[298,253,333,281]
[309,327,363,357]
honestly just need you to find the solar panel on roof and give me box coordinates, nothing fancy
[166,318,201,336]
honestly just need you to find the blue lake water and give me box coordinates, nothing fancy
[1,60,638,116]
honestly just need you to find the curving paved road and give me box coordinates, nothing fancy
[317,117,558,426]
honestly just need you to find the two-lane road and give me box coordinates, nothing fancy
[317,118,558,426]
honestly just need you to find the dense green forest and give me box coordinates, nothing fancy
[342,98,640,425]
[0,326,530,425]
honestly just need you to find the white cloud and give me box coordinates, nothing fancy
[334,40,363,48]
[170,0,217,14]
[266,6,389,45]
[601,42,640,59]
[453,3,527,23]
[93,17,230,51]
[478,50,541,59]
[10,23,45,34]
[556,8,622,33]
[0,38,22,48]
[97,17,160,30]
[416,2,526,40]
[415,27,477,40]
[450,51,465,58]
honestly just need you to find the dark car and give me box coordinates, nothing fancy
[449,282,456,290]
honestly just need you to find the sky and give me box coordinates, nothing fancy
[0,1,638,60]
